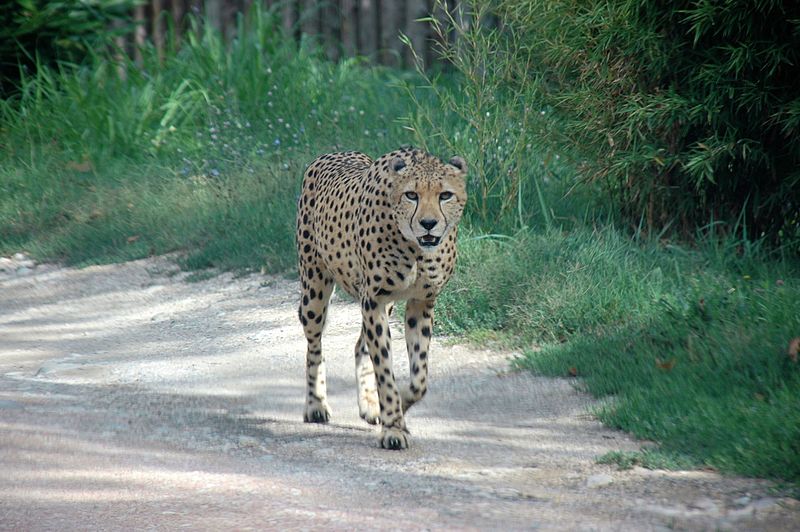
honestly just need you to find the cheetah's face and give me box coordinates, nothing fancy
[390,155,467,253]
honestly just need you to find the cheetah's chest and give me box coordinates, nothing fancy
[371,241,456,303]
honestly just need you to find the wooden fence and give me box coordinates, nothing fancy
[129,0,467,67]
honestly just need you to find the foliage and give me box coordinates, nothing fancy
[597,449,698,471]
[2,2,799,483]
[0,0,139,95]
[403,2,556,230]
[443,225,800,481]
[0,3,415,269]
[522,266,800,480]
[421,0,800,251]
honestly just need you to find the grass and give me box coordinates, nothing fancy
[1,5,799,483]
[0,5,415,270]
[597,449,699,471]
[442,227,800,481]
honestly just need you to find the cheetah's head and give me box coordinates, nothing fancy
[387,150,467,253]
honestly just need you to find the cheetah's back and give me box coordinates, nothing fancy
[296,151,373,298]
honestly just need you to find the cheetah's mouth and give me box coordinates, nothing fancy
[418,235,441,247]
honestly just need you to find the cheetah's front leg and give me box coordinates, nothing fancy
[362,298,409,449]
[401,299,434,413]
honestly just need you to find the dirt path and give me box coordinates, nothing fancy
[1,256,797,531]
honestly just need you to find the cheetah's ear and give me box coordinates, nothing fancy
[391,156,407,173]
[447,156,467,175]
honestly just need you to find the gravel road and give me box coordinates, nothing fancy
[1,255,798,530]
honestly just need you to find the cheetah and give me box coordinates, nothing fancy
[296,146,467,450]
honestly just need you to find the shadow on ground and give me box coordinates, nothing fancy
[1,257,797,530]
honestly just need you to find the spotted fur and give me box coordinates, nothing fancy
[296,146,467,449]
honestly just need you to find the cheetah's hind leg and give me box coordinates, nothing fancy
[354,329,380,424]
[300,269,335,424]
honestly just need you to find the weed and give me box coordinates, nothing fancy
[2,3,799,484]
[0,4,415,271]
[479,229,800,481]
[597,449,698,471]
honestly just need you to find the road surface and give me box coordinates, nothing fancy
[1,256,797,530]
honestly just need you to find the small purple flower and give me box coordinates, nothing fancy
[273,138,281,146]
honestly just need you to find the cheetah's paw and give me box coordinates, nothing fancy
[304,403,331,424]
[379,426,410,450]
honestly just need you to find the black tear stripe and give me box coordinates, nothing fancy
[410,198,419,234]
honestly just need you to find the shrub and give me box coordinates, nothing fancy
[0,0,138,95]
[404,1,561,230]
[421,1,800,251]
[0,3,415,269]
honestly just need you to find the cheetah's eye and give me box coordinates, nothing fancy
[404,191,418,201]
[439,191,454,201]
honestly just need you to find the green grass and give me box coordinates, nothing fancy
[1,5,799,484]
[0,5,415,270]
[441,227,800,481]
[597,449,699,471]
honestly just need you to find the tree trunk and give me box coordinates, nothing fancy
[282,0,297,38]
[170,0,185,45]
[340,0,357,57]
[223,0,242,40]
[379,0,403,67]
[152,0,164,59]
[404,0,428,68]
[358,0,378,59]
[134,3,147,65]
[301,0,320,40]
[322,1,341,62]
[205,0,223,32]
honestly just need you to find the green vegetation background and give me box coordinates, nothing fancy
[1,2,798,483]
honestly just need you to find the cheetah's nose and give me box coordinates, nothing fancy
[420,218,438,231]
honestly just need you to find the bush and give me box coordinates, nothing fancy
[405,2,563,230]
[0,3,415,269]
[421,1,800,251]
[0,0,137,95]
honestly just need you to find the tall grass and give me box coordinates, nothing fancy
[404,5,800,481]
[0,4,415,269]
[2,3,799,483]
